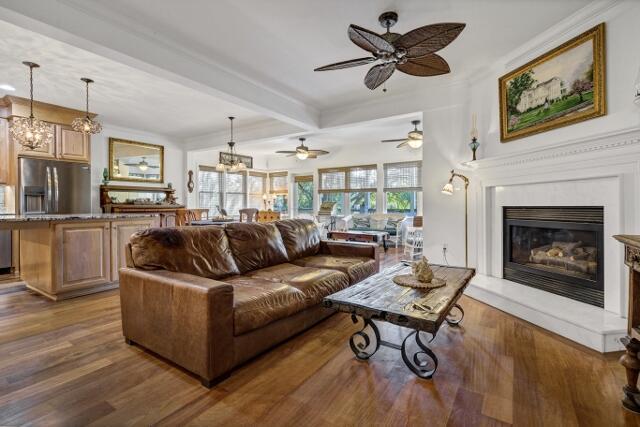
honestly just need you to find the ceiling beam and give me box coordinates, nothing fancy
[0,0,320,131]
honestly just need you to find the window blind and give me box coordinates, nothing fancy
[318,168,346,193]
[198,166,222,215]
[225,171,246,216]
[348,165,377,192]
[248,172,267,209]
[294,175,313,183]
[269,172,288,194]
[383,161,422,192]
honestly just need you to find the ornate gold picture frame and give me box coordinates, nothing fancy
[108,137,165,183]
[499,23,606,142]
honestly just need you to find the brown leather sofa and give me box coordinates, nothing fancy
[119,219,379,387]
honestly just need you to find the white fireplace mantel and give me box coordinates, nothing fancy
[462,126,640,352]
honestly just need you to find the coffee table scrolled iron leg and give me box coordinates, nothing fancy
[349,315,381,360]
[401,331,438,379]
[446,303,464,326]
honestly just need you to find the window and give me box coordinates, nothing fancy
[224,171,246,216]
[248,172,267,209]
[198,166,222,216]
[349,192,376,213]
[319,165,376,215]
[294,175,314,215]
[384,161,422,216]
[269,172,288,213]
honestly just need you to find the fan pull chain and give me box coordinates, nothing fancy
[382,82,387,93]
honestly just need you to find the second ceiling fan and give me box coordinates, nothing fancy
[381,120,423,148]
[276,138,329,160]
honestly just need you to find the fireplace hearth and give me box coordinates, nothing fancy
[503,207,604,307]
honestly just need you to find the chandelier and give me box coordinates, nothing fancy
[216,116,246,172]
[9,62,54,151]
[72,77,102,135]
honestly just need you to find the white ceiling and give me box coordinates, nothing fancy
[76,0,590,109]
[240,114,423,156]
[0,0,592,141]
[0,20,267,138]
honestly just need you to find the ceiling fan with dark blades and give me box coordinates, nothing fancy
[381,120,423,148]
[276,137,329,160]
[314,11,465,90]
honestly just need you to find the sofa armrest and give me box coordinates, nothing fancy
[119,268,234,384]
[319,240,379,272]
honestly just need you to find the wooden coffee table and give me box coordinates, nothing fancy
[326,230,390,251]
[323,262,475,378]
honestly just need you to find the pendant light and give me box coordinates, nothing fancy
[9,62,54,151]
[72,77,102,134]
[216,117,246,171]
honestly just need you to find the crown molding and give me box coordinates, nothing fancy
[465,127,640,171]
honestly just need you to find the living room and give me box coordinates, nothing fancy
[0,0,639,425]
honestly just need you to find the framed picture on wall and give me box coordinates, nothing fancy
[499,23,606,142]
[219,152,253,169]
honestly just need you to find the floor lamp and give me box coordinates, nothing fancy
[441,169,470,267]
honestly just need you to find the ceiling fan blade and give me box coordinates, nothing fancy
[314,57,376,71]
[381,138,407,143]
[396,141,409,149]
[364,63,395,90]
[396,23,466,58]
[348,24,394,54]
[397,53,450,76]
[276,150,297,154]
[307,150,329,155]
[307,153,318,159]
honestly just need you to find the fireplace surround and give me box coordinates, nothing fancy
[503,206,604,307]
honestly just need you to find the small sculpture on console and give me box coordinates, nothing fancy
[412,256,434,283]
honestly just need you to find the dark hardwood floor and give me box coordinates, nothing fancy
[0,248,636,426]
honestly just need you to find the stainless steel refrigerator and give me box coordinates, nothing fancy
[19,158,91,215]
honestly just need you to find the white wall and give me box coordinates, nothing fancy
[421,0,640,268]
[91,124,185,212]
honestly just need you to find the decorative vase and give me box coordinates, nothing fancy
[102,168,109,185]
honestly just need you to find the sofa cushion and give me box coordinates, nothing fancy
[352,217,370,229]
[275,219,321,261]
[224,222,289,273]
[224,275,308,335]
[292,255,377,284]
[129,226,240,279]
[369,217,388,231]
[245,263,349,305]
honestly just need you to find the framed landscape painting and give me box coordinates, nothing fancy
[499,23,606,142]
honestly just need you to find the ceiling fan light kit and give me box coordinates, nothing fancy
[381,119,424,149]
[276,137,329,160]
[315,11,465,91]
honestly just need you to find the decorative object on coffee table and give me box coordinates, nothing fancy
[324,262,475,379]
[393,257,446,289]
[441,170,470,267]
[614,234,640,413]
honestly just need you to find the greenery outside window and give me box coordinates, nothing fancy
[385,191,418,215]
[349,192,376,213]
[383,161,422,216]
[269,171,288,213]
[294,175,314,215]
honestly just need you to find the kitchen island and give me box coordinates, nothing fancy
[0,213,157,300]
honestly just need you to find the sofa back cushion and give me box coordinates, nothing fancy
[224,222,289,273]
[274,219,321,261]
[129,226,240,279]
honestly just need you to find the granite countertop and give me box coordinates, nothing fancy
[0,213,158,223]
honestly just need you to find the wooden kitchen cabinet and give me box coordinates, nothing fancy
[18,217,154,301]
[53,221,111,292]
[56,126,90,162]
[0,118,8,184]
[111,218,155,281]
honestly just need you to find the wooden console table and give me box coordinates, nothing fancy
[614,235,640,413]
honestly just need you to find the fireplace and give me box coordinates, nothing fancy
[503,207,604,307]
